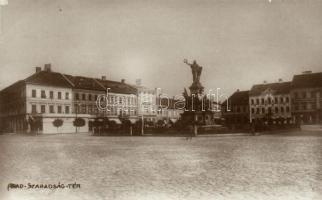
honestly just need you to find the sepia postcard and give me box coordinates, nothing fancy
[0,0,321,199]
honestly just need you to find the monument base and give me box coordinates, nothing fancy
[181,111,215,126]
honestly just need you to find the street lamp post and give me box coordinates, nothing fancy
[141,115,144,136]
[75,103,79,133]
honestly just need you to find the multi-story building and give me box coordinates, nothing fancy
[249,81,292,125]
[221,90,249,128]
[133,81,157,123]
[0,64,139,134]
[156,97,184,124]
[0,64,75,134]
[291,71,322,124]
[0,80,26,133]
[98,78,138,124]
[64,74,106,132]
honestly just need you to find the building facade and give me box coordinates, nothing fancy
[221,90,249,128]
[0,80,26,133]
[0,65,76,134]
[98,78,138,123]
[156,97,184,124]
[134,84,157,123]
[0,64,139,134]
[291,71,322,124]
[249,81,292,125]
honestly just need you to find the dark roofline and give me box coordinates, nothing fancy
[221,90,249,106]
[251,81,292,88]
[0,80,25,94]
[291,72,322,89]
[0,68,140,94]
[24,71,73,88]
[249,81,291,96]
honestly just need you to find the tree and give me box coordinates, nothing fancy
[73,118,85,133]
[53,118,63,133]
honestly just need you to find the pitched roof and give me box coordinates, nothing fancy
[25,71,73,88]
[222,90,249,106]
[1,68,139,95]
[65,75,105,91]
[292,72,322,89]
[0,80,25,97]
[97,79,137,94]
[249,82,291,96]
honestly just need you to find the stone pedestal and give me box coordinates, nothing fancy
[181,59,216,133]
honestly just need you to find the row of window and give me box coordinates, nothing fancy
[139,95,155,103]
[293,102,317,111]
[157,109,180,117]
[75,93,98,101]
[293,91,318,99]
[75,104,137,116]
[75,93,137,105]
[31,105,70,114]
[32,90,69,100]
[31,90,138,106]
[251,106,290,114]
[228,106,248,113]
[250,96,289,105]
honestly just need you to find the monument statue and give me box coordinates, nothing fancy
[184,59,202,84]
[183,59,204,94]
[180,59,214,135]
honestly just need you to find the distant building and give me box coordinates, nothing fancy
[133,82,157,123]
[291,71,322,124]
[249,81,292,125]
[64,75,138,131]
[221,90,249,128]
[65,75,104,115]
[156,97,184,124]
[98,78,138,124]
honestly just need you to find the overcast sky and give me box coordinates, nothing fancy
[1,0,322,97]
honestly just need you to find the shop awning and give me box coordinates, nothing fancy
[129,119,137,124]
[109,118,122,124]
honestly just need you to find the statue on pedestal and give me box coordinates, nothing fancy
[183,59,204,94]
[181,58,215,134]
[184,59,203,84]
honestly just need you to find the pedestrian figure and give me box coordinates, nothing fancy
[185,131,193,141]
[185,135,192,140]
[251,121,256,136]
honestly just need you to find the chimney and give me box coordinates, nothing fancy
[302,70,312,74]
[263,80,267,84]
[121,79,125,83]
[236,89,240,92]
[101,76,106,80]
[44,63,51,72]
[278,78,283,82]
[35,67,41,73]
[136,79,142,86]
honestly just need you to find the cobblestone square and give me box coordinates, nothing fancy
[0,133,321,200]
